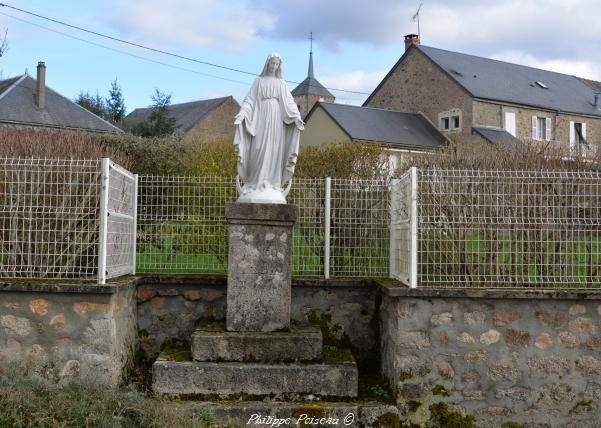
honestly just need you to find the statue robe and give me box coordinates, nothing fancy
[234,76,302,194]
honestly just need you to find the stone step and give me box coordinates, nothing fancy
[162,401,401,428]
[153,347,358,399]
[191,322,323,362]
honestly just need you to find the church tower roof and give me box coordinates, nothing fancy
[291,35,334,99]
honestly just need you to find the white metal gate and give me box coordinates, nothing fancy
[390,167,417,287]
[98,158,138,284]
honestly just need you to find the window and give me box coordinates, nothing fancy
[570,121,588,154]
[439,111,461,132]
[532,116,551,141]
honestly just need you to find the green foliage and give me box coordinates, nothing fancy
[296,141,392,180]
[0,366,215,427]
[182,139,237,176]
[75,90,107,118]
[106,78,126,124]
[431,384,451,397]
[132,89,178,137]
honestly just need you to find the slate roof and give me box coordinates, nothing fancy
[125,96,235,134]
[0,74,122,133]
[308,102,448,150]
[366,45,601,118]
[291,52,334,99]
[472,126,520,147]
[579,77,601,93]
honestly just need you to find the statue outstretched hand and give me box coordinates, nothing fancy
[234,113,244,125]
[294,118,304,130]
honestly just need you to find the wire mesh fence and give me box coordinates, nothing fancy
[415,169,601,288]
[0,157,137,282]
[136,175,391,277]
[0,157,102,279]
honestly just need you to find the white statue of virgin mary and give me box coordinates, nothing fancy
[233,52,304,204]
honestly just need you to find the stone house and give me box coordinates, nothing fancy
[301,101,449,169]
[292,50,335,119]
[0,62,121,133]
[364,35,601,156]
[125,96,240,142]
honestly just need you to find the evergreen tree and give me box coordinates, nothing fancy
[105,78,126,124]
[75,91,107,118]
[133,89,177,137]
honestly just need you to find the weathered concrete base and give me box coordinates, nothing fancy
[153,350,358,398]
[192,322,323,362]
[162,401,402,427]
[225,203,298,332]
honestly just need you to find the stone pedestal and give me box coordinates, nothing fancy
[225,203,298,332]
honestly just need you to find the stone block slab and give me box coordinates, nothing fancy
[152,354,358,398]
[191,322,323,362]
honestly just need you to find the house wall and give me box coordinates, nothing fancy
[300,106,351,147]
[472,100,601,153]
[184,97,240,143]
[365,48,473,144]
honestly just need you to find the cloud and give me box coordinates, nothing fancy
[110,0,275,51]
[491,51,601,81]
[319,71,387,105]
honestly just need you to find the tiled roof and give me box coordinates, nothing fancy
[366,45,601,118]
[0,74,122,133]
[125,96,235,134]
[309,102,448,150]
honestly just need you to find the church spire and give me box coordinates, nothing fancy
[308,32,314,78]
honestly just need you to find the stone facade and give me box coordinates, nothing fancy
[473,100,601,152]
[365,48,473,144]
[183,96,239,143]
[380,285,601,427]
[295,93,335,120]
[367,47,601,152]
[0,280,137,387]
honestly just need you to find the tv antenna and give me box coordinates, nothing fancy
[412,3,423,39]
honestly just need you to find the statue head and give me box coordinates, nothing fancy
[260,52,283,78]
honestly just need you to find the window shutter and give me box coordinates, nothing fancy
[545,118,552,141]
[582,122,587,140]
[569,121,575,149]
[532,116,538,139]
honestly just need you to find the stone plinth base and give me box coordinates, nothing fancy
[191,322,322,362]
[225,203,298,332]
[153,351,358,398]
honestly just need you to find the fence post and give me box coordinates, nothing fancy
[409,166,418,288]
[97,158,110,285]
[324,176,331,279]
[132,174,139,276]
[389,178,399,279]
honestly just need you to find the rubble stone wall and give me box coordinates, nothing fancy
[380,286,601,427]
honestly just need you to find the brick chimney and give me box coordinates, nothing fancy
[36,61,46,109]
[404,34,420,51]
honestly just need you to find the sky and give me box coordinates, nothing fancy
[1,0,601,113]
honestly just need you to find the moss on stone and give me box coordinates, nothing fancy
[501,422,524,428]
[374,412,401,428]
[428,402,480,428]
[406,400,422,412]
[322,346,355,365]
[431,384,451,397]
[307,312,353,350]
[398,371,413,382]
[158,340,191,362]
[291,404,328,426]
